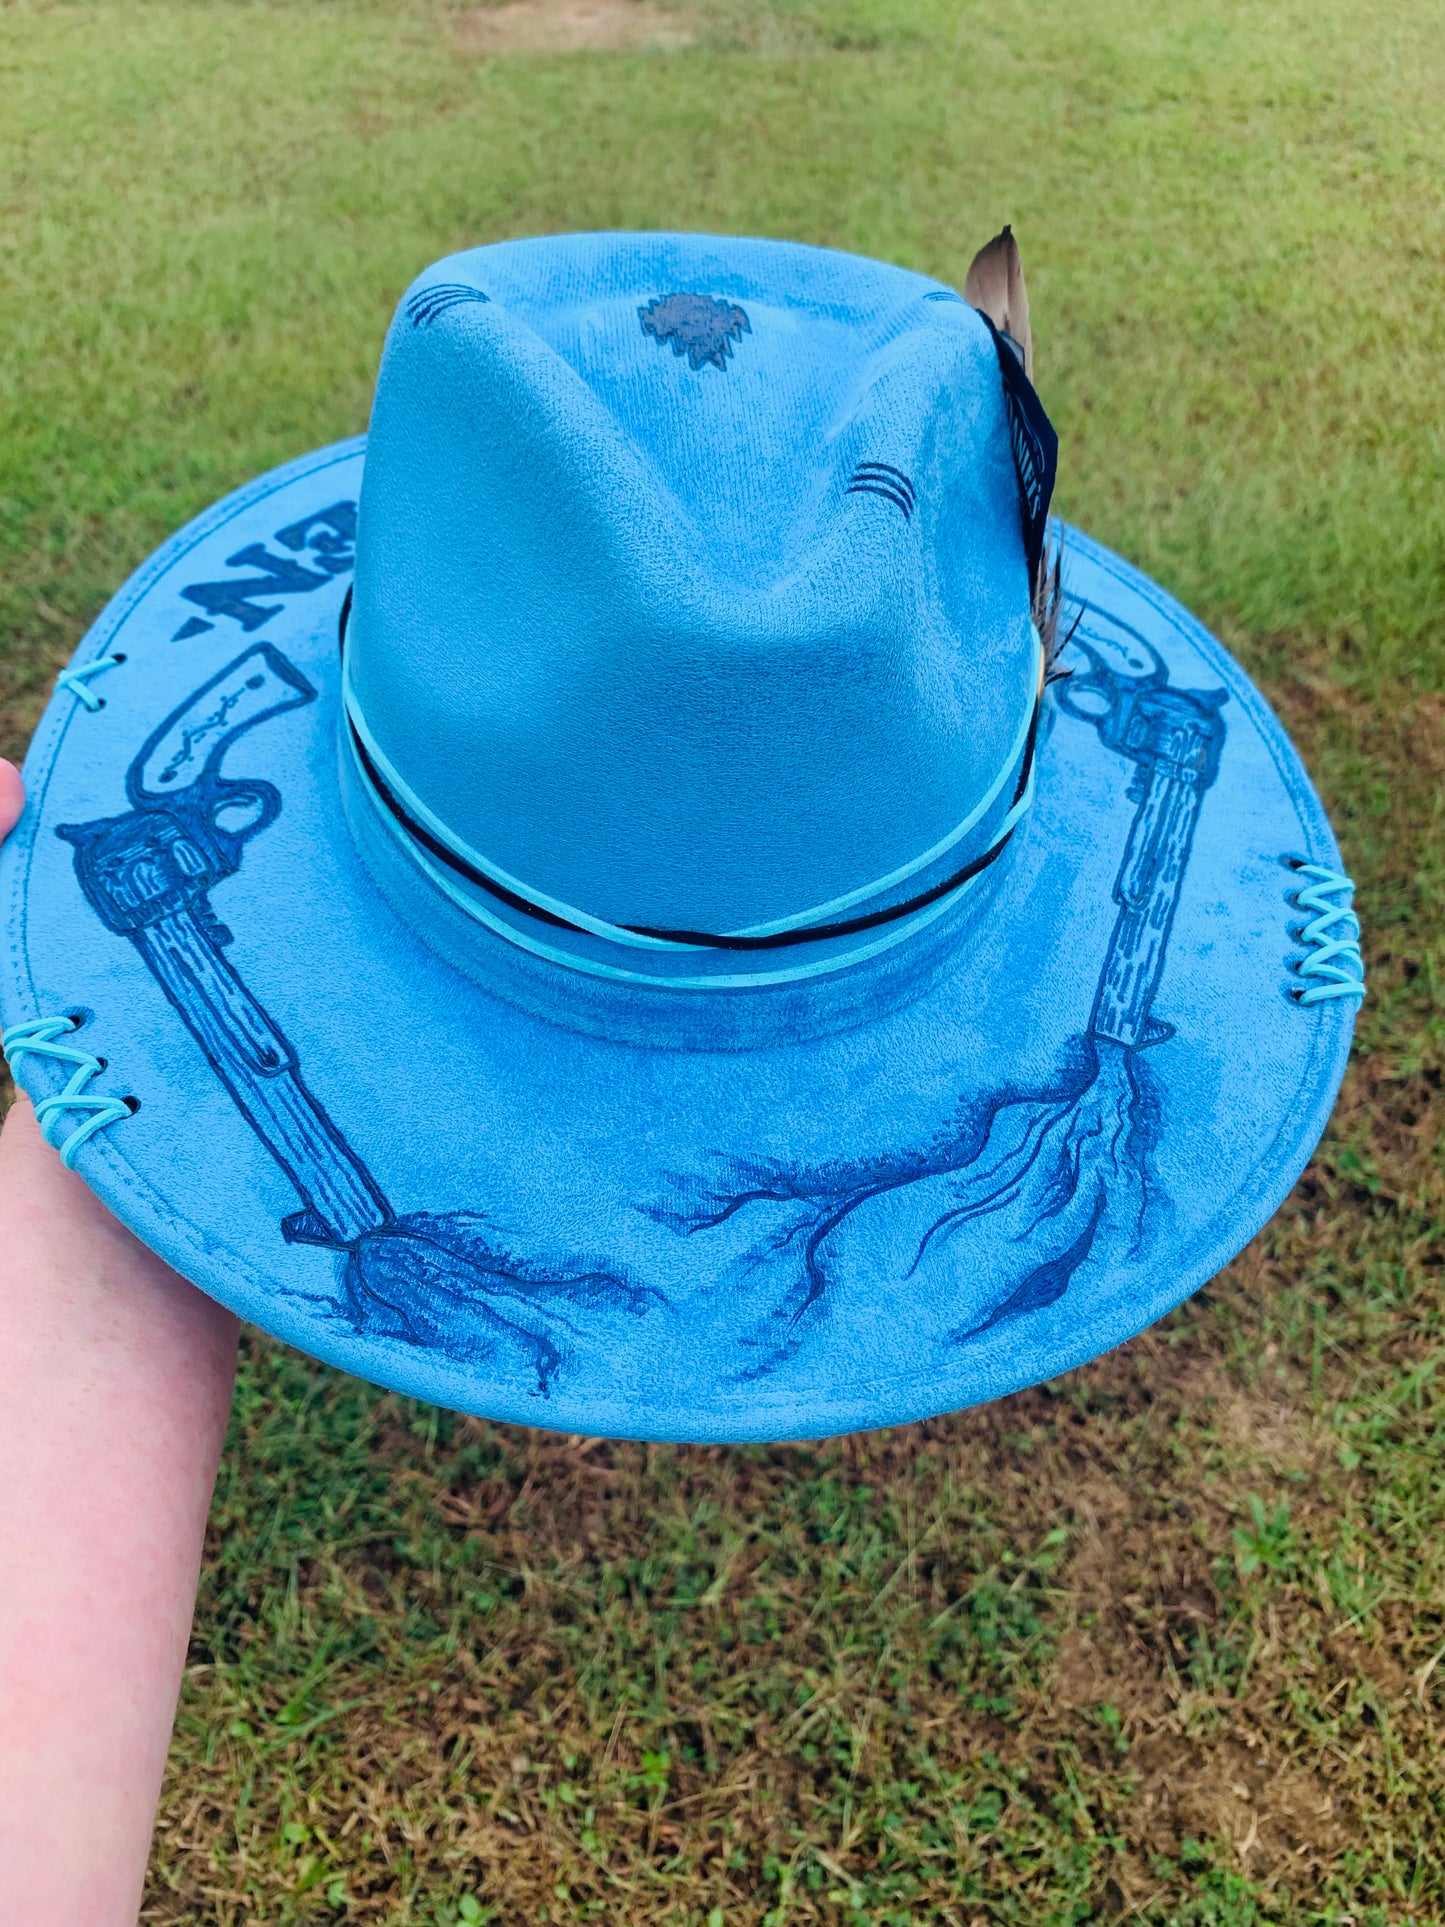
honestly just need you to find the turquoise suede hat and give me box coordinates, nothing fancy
[1,231,1365,1442]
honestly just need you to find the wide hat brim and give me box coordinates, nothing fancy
[1,440,1357,1442]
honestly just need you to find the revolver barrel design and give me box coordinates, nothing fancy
[58,644,393,1250]
[1056,625,1228,1052]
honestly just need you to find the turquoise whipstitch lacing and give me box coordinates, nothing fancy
[2,1015,135,1165]
[55,654,125,712]
[1290,864,1366,1007]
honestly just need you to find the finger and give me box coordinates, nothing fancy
[0,759,22,844]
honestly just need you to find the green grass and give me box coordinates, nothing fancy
[2,0,1443,1919]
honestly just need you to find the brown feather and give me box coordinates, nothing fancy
[1033,525,1077,684]
[963,224,1033,379]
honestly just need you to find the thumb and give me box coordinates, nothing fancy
[0,759,24,844]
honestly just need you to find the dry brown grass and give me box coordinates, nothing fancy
[128,652,1445,1923]
[453,0,695,54]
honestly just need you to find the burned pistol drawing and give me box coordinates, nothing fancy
[1054,619,1228,1050]
[55,643,654,1390]
[655,613,1233,1355]
[58,644,395,1249]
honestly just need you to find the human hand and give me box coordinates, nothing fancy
[0,753,20,843]
[0,756,240,1927]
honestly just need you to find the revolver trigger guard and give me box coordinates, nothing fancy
[1052,672,1118,727]
[197,776,283,867]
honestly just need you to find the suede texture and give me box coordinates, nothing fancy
[349,236,1034,932]
[0,234,1358,1441]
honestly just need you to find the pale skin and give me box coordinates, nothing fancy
[0,757,239,1925]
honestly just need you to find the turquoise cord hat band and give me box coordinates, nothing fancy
[0,228,1365,1443]
[340,601,1043,991]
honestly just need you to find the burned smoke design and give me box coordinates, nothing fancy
[639,293,751,372]
[57,642,655,1395]
[658,619,1228,1373]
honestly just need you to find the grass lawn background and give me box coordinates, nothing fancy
[1,0,1442,1919]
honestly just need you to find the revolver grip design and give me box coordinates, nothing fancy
[1056,630,1228,1050]
[57,644,393,1248]
[658,609,1233,1365]
[53,640,651,1396]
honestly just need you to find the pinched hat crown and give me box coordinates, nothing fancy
[3,226,1361,1441]
[344,233,1050,966]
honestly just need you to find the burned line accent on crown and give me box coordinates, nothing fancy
[846,463,916,521]
[405,283,491,328]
